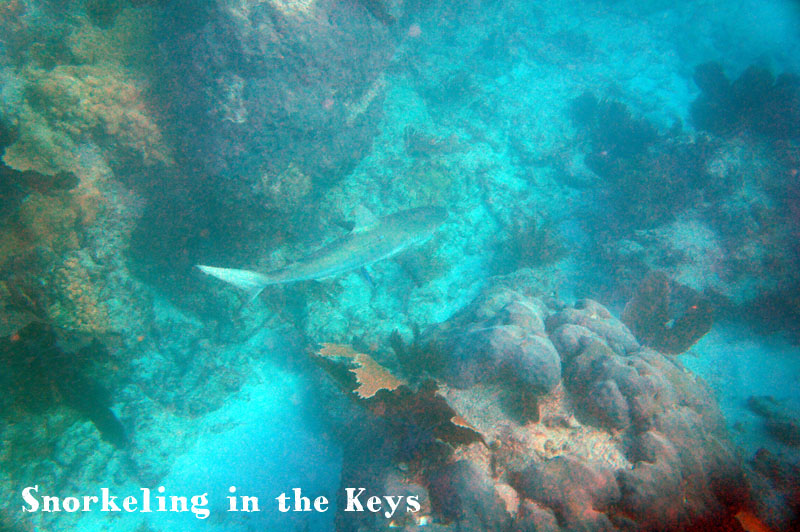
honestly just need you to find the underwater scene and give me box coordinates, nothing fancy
[1,0,800,531]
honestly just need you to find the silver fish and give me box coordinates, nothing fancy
[197,206,447,300]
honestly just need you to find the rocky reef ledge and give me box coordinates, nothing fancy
[322,279,750,531]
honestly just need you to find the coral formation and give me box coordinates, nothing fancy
[747,396,800,448]
[0,0,167,179]
[0,116,79,227]
[3,2,800,531]
[153,0,394,189]
[571,92,716,229]
[691,62,800,140]
[16,192,80,251]
[621,271,713,354]
[493,215,568,273]
[46,255,112,335]
[85,0,125,29]
[570,92,659,159]
[594,133,800,339]
[403,160,457,206]
[8,63,172,173]
[2,249,112,336]
[327,281,749,530]
[402,286,565,403]
[316,343,406,399]
[747,448,800,531]
[0,191,80,271]
[314,343,483,450]
[254,162,313,211]
[403,126,465,158]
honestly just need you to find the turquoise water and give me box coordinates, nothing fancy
[1,1,799,531]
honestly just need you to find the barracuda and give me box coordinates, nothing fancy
[197,206,447,301]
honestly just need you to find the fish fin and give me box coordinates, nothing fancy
[352,205,378,232]
[196,265,271,302]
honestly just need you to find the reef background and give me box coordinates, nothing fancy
[1,0,799,531]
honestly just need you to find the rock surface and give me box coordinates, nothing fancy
[155,0,396,191]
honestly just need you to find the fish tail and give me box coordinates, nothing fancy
[196,265,272,302]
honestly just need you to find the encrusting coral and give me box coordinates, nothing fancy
[1,2,169,176]
[16,192,79,251]
[1,221,115,338]
[6,62,172,174]
[46,255,112,335]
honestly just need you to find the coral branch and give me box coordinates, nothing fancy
[317,343,405,399]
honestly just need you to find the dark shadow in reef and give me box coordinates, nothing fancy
[747,395,800,448]
[124,170,286,304]
[0,321,127,448]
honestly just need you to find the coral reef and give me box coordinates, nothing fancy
[745,285,800,340]
[569,92,659,160]
[46,254,112,334]
[2,249,112,336]
[1,1,168,179]
[402,160,457,207]
[252,161,313,211]
[3,2,800,531]
[120,0,401,290]
[594,133,800,339]
[153,0,395,185]
[85,0,127,29]
[403,126,466,158]
[15,192,80,251]
[314,344,483,448]
[424,288,562,396]
[0,116,78,226]
[0,190,81,273]
[325,280,749,531]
